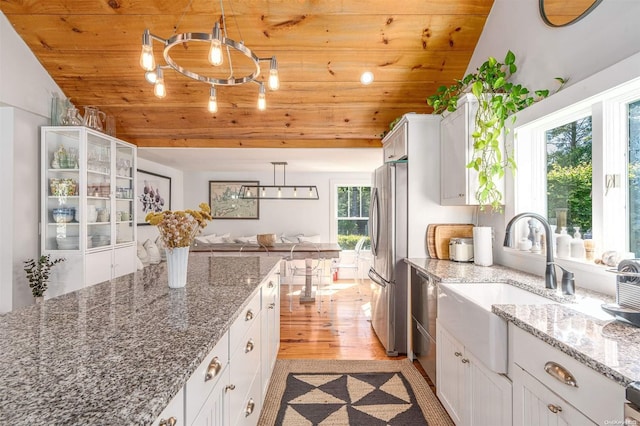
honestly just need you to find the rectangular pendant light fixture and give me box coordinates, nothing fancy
[239,162,319,200]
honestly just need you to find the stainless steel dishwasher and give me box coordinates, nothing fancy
[411,268,438,383]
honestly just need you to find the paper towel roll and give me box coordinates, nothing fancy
[473,226,493,267]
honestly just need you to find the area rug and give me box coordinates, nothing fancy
[258,359,453,426]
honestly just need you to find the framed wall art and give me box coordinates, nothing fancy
[136,169,171,225]
[209,180,259,219]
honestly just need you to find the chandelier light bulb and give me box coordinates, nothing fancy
[153,67,166,98]
[207,86,218,113]
[262,187,266,197]
[144,69,157,84]
[293,187,298,197]
[277,187,282,198]
[257,84,266,111]
[208,23,223,66]
[309,187,313,198]
[140,30,155,71]
[268,57,280,90]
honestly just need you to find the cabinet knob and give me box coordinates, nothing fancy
[204,356,222,382]
[245,398,255,416]
[461,358,469,364]
[245,310,254,321]
[268,281,274,288]
[454,351,462,357]
[544,361,578,387]
[159,417,177,426]
[268,302,276,309]
[225,384,236,393]
[245,339,255,353]
[547,404,563,414]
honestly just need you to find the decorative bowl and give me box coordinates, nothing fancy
[257,233,277,247]
[52,207,75,223]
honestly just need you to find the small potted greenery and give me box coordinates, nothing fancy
[427,50,561,210]
[23,255,65,300]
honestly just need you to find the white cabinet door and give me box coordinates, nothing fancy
[512,364,595,426]
[261,273,280,398]
[152,387,184,426]
[85,249,113,285]
[440,104,472,205]
[437,322,512,426]
[191,367,230,426]
[436,323,466,425]
[382,121,407,162]
[113,245,136,278]
[468,350,512,426]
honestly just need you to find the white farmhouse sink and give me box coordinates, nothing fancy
[437,282,555,373]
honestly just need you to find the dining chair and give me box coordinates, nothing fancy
[286,242,324,313]
[331,236,369,293]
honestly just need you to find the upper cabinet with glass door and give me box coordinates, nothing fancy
[41,126,136,254]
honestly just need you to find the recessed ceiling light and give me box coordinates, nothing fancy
[360,71,374,85]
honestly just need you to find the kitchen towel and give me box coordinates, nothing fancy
[473,226,493,266]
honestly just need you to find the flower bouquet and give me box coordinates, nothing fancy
[145,203,212,288]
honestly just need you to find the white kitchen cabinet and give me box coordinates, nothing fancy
[509,324,624,425]
[261,272,280,399]
[382,120,408,162]
[190,367,230,426]
[437,321,512,426]
[440,94,503,206]
[41,126,136,298]
[512,364,594,426]
[152,387,184,426]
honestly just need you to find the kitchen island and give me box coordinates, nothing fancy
[0,255,280,425]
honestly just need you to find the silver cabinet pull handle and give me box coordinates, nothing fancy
[204,356,221,382]
[268,280,274,288]
[245,339,255,353]
[461,358,469,364]
[225,384,236,393]
[547,404,563,414]
[544,361,578,387]
[454,351,462,357]
[245,310,254,321]
[245,398,255,416]
[159,417,177,426]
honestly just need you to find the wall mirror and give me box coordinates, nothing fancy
[539,0,603,27]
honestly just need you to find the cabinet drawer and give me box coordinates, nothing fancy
[184,331,229,423]
[230,312,262,425]
[235,369,263,426]
[509,325,624,424]
[230,289,261,353]
[261,273,278,307]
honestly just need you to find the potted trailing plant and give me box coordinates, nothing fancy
[427,50,559,210]
[23,255,65,300]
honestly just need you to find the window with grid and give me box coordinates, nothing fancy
[336,186,370,250]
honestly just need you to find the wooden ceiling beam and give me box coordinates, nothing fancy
[132,138,381,148]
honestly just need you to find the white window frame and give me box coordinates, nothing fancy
[329,178,370,247]
[507,52,640,294]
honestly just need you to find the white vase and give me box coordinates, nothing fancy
[166,246,189,288]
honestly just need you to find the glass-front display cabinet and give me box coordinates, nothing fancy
[41,126,137,297]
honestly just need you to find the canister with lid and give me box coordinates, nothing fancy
[449,237,474,262]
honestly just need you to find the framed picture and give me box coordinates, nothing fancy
[209,180,259,219]
[136,169,171,225]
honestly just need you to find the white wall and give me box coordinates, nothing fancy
[0,12,65,312]
[469,0,640,293]
[136,156,184,244]
[183,170,369,242]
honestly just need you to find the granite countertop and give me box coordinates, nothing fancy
[405,258,640,387]
[0,255,281,425]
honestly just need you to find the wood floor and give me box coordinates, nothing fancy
[277,277,437,395]
[278,278,391,360]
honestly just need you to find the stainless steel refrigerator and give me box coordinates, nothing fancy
[368,161,408,356]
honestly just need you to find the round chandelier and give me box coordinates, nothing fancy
[138,1,279,112]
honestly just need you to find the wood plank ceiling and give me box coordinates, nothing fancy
[0,0,494,149]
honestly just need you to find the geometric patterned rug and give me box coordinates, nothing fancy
[258,359,454,426]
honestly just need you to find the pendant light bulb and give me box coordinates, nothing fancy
[153,66,166,98]
[277,187,282,198]
[207,86,218,113]
[262,187,266,197]
[257,84,266,111]
[309,187,313,198]
[208,23,223,66]
[293,187,297,197]
[268,57,280,91]
[139,29,155,71]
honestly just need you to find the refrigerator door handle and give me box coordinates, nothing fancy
[368,267,388,288]
[369,187,380,257]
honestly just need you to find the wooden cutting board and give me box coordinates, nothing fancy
[434,224,474,260]
[426,224,439,258]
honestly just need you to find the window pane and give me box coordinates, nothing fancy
[349,187,361,217]
[362,187,371,217]
[336,185,370,249]
[337,187,348,217]
[629,100,640,256]
[546,117,593,236]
